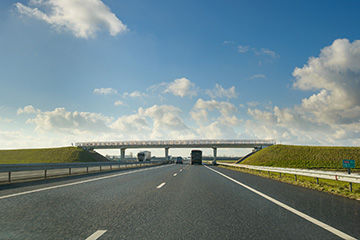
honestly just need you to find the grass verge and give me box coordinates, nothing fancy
[218,165,360,201]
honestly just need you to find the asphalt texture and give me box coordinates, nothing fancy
[0,163,359,240]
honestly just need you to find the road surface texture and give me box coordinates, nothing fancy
[0,163,359,239]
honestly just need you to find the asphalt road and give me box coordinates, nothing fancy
[0,163,359,239]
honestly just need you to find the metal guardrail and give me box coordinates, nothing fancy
[217,163,360,191]
[0,161,166,183]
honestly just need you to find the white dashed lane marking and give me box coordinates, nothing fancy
[157,182,166,189]
[86,230,107,240]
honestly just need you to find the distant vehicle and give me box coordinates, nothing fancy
[137,151,151,161]
[191,150,202,165]
[176,156,183,164]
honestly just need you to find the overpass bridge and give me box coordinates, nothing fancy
[75,139,276,164]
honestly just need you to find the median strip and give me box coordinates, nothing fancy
[204,165,356,240]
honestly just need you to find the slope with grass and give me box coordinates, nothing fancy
[241,145,360,170]
[0,147,109,164]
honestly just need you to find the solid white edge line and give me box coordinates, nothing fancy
[86,230,107,240]
[0,165,170,200]
[157,182,166,189]
[204,165,356,240]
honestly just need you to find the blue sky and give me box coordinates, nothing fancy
[1,0,360,157]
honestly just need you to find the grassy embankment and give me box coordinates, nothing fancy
[0,147,102,164]
[241,145,360,170]
[220,145,360,200]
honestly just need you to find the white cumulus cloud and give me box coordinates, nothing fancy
[238,45,250,53]
[110,114,149,133]
[163,78,197,98]
[248,74,266,80]
[139,105,195,139]
[17,105,38,114]
[123,91,147,98]
[16,0,127,39]
[196,122,238,139]
[237,44,279,60]
[191,98,242,139]
[114,100,126,106]
[293,38,360,126]
[255,48,279,59]
[26,107,112,134]
[192,99,238,119]
[94,88,118,95]
[246,38,360,145]
[206,84,237,99]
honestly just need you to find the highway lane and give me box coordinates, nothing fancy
[0,163,359,239]
[0,164,176,239]
[208,165,360,238]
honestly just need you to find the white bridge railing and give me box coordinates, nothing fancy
[75,139,276,149]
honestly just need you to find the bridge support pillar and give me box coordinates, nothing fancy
[120,148,126,162]
[165,147,169,161]
[212,147,217,165]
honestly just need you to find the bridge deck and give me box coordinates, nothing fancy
[75,139,276,150]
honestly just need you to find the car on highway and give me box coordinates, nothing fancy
[176,156,183,164]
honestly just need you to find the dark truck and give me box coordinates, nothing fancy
[191,150,202,165]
